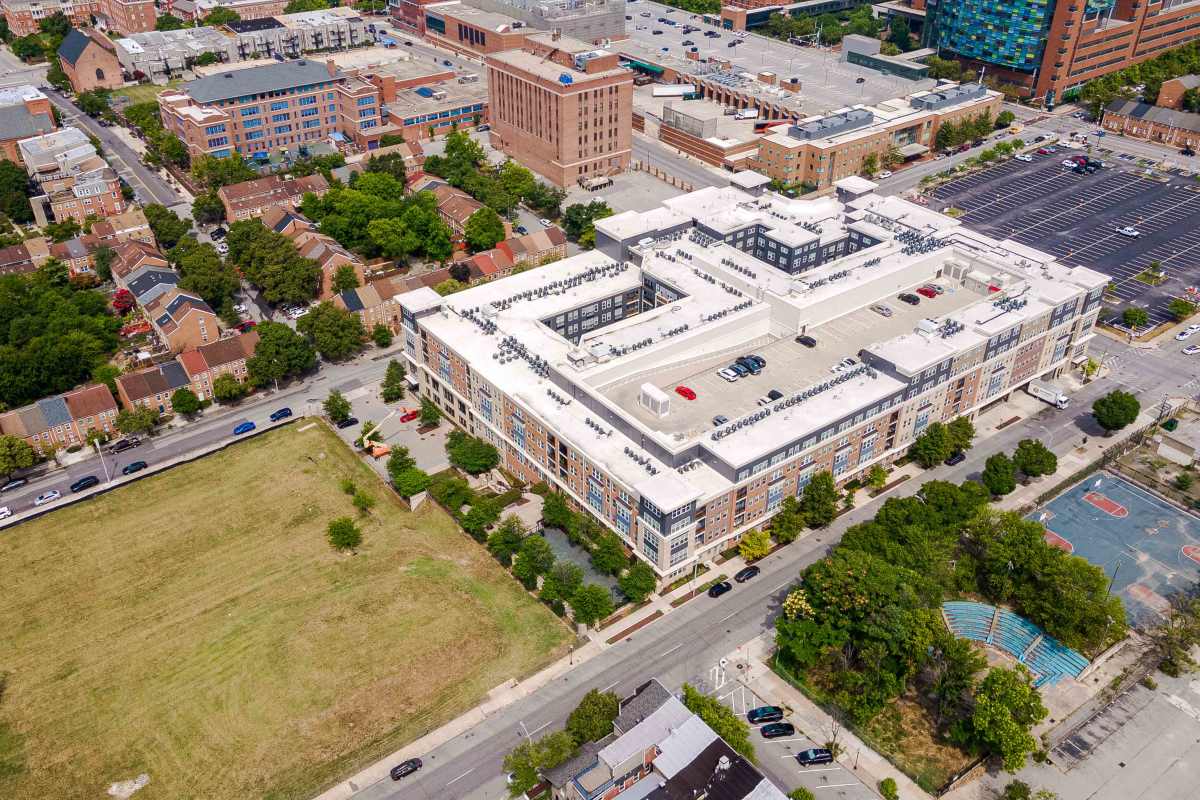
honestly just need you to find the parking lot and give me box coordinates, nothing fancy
[927,154,1200,326]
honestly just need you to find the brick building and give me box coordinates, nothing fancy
[1,0,154,34]
[217,172,329,222]
[178,330,260,400]
[17,127,128,226]
[0,384,118,452]
[57,28,124,94]
[1157,75,1200,110]
[145,288,221,353]
[1101,98,1200,149]
[0,85,55,165]
[485,32,632,187]
[115,361,192,414]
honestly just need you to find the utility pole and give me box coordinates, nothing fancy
[94,439,112,483]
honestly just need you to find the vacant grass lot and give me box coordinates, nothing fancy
[113,81,179,105]
[0,423,569,800]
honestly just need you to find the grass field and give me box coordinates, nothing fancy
[113,81,179,105]
[0,423,570,800]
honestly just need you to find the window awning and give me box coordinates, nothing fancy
[898,142,929,157]
[623,59,664,75]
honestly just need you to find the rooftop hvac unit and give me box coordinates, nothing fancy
[638,383,671,418]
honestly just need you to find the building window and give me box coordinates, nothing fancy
[587,479,604,514]
[270,100,289,111]
[616,503,631,535]
[204,124,226,135]
[641,529,660,562]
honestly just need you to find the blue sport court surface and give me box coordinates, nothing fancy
[1030,472,1200,628]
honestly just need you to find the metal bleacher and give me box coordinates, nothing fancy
[942,601,1089,688]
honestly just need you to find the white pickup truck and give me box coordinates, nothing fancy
[1026,379,1070,409]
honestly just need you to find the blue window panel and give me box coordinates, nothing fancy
[271,113,290,122]
[358,108,376,118]
[360,119,377,129]
[211,148,232,158]
[615,504,631,535]
[356,96,374,106]
[472,103,483,111]
[207,137,228,147]
[275,125,293,134]
[204,124,226,135]
[403,117,416,125]
[587,480,603,514]
[300,107,319,117]
[302,119,320,129]
[298,95,316,106]
[270,100,289,111]
[242,117,262,128]
[246,130,265,140]
[240,106,259,116]
[439,110,450,118]
[327,92,335,99]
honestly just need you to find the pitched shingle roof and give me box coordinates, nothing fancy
[63,384,117,419]
[58,29,93,66]
[0,106,53,142]
[184,59,340,105]
[1106,98,1200,133]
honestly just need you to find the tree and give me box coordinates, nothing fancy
[112,288,135,314]
[561,201,613,245]
[393,466,431,498]
[1092,389,1140,434]
[996,110,1016,128]
[91,363,120,394]
[191,152,256,191]
[860,153,879,178]
[371,323,393,348]
[0,434,35,479]
[144,204,192,250]
[981,452,1017,496]
[590,531,628,576]
[247,321,317,387]
[327,516,362,551]
[512,533,556,589]
[771,495,805,544]
[355,420,383,449]
[888,15,913,51]
[75,90,111,118]
[867,464,888,491]
[503,730,577,799]
[571,584,615,627]
[212,373,246,403]
[192,192,226,226]
[487,515,526,565]
[323,388,352,423]
[173,240,240,311]
[115,407,160,435]
[789,790,816,800]
[618,560,657,603]
[739,528,772,561]
[93,245,115,282]
[948,416,976,454]
[419,396,441,426]
[878,777,899,800]
[297,301,365,361]
[682,683,755,762]
[910,421,954,467]
[45,58,70,92]
[353,488,376,515]
[464,206,506,252]
[1122,307,1149,328]
[331,263,360,294]
[434,278,466,296]
[44,219,80,243]
[542,491,573,531]
[10,35,44,63]
[566,688,619,745]
[541,561,584,603]
[381,359,406,402]
[1169,298,1197,321]
[156,13,185,30]
[226,220,321,304]
[1012,438,1057,478]
[964,666,1047,772]
[38,10,70,37]
[800,471,838,527]
[1081,357,1100,382]
[0,159,33,224]
[363,151,408,181]
[445,429,500,474]
[929,630,987,725]
[171,388,201,417]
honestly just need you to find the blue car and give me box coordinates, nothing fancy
[233,421,256,435]
[269,407,293,422]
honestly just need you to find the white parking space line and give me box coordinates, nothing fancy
[816,783,861,789]
[796,766,844,773]
[445,768,474,786]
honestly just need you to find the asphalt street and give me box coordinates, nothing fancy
[344,339,1163,800]
[632,134,726,189]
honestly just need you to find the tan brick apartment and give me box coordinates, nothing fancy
[180,0,288,21]
[0,85,55,164]
[57,28,124,94]
[115,361,192,415]
[17,127,128,226]
[333,274,406,332]
[1,0,153,35]
[421,2,530,58]
[486,32,632,187]
[217,173,330,223]
[178,330,260,401]
[0,384,118,451]
[1102,98,1200,149]
[754,83,1002,189]
[145,288,220,353]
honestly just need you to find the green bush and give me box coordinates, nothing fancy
[879,777,899,800]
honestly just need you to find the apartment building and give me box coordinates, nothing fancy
[0,85,55,164]
[217,172,329,222]
[110,239,179,305]
[189,0,289,20]
[2,0,154,34]
[178,330,260,400]
[57,27,124,93]
[395,179,1106,579]
[925,0,1200,105]
[754,83,1002,189]
[115,361,193,415]
[158,58,391,161]
[421,2,531,57]
[145,288,220,353]
[114,27,239,81]
[0,384,118,452]
[486,32,633,187]
[1102,97,1200,149]
[334,274,408,332]
[362,56,489,143]
[17,127,128,226]
[0,242,39,276]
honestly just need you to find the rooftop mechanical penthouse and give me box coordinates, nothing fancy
[397,180,1108,579]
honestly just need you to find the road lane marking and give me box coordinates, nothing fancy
[445,768,474,786]
[660,643,683,658]
[601,680,620,692]
[815,783,859,789]
[527,720,550,737]
[796,766,844,773]
[719,610,739,622]
[772,582,790,593]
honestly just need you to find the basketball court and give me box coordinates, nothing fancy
[1031,472,1200,628]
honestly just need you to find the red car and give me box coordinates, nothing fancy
[916,286,938,299]
[399,409,420,423]
[1036,147,1051,155]
[1070,154,1087,165]
[675,385,697,401]
[236,320,257,332]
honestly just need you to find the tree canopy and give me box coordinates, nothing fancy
[0,159,33,224]
[445,429,500,474]
[226,220,322,304]
[296,301,365,361]
[246,321,316,387]
[981,453,1017,496]
[682,684,756,762]
[566,689,619,744]
[300,180,453,263]
[1092,390,1140,434]
[464,206,506,252]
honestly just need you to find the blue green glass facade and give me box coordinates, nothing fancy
[929,0,1055,72]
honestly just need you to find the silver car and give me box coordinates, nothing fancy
[870,304,892,318]
[717,367,740,382]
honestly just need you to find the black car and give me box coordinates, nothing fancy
[765,389,783,402]
[269,407,293,422]
[110,437,140,453]
[898,293,920,305]
[1182,147,1196,156]
[747,705,784,724]
[210,226,228,240]
[122,460,148,475]
[70,475,100,493]
[336,416,360,429]
[734,565,760,583]
[944,452,966,466]
[796,747,834,766]
[1,477,27,493]
[389,758,423,780]
[741,354,766,369]
[760,722,795,739]
[682,39,694,45]
[707,581,733,598]
[653,29,663,34]
[795,334,817,348]
[1033,135,1046,143]
[735,356,761,375]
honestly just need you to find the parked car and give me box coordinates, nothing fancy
[734,565,760,582]
[399,409,421,423]
[870,304,892,317]
[215,242,229,255]
[390,758,423,781]
[1183,344,1200,355]
[233,303,248,314]
[877,170,893,178]
[730,362,750,377]
[0,506,10,520]
[757,389,783,406]
[712,414,729,426]
[675,385,697,400]
[236,320,257,332]
[1,477,27,493]
[718,367,740,382]
[1033,135,1046,142]
[539,218,552,227]
[707,580,733,598]
[336,416,360,429]
[1182,147,1196,156]
[747,705,784,724]
[760,722,796,739]
[742,354,766,369]
[269,407,293,421]
[928,284,946,294]
[70,475,100,493]
[795,334,817,347]
[122,460,148,475]
[1116,226,1141,238]
[1036,148,1052,155]
[916,286,938,299]
[34,490,61,506]
[233,421,256,435]
[682,39,694,45]
[109,437,140,453]
[898,292,920,305]
[515,225,528,235]
[1177,328,1194,341]
[1015,153,1033,162]
[210,226,227,240]
[944,451,966,466]
[736,356,762,375]
[796,748,834,766]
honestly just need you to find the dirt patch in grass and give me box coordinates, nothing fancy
[0,424,569,800]
[860,697,973,793]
